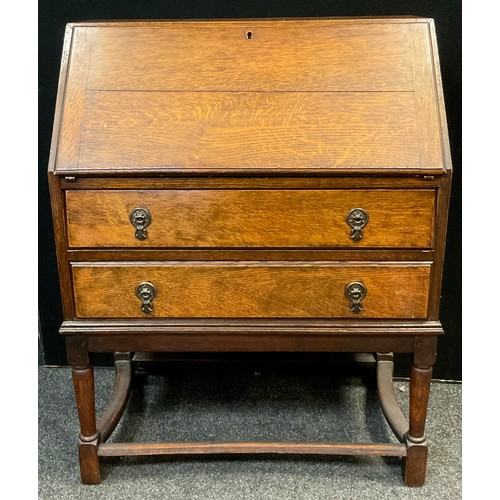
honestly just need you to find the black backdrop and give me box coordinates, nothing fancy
[38,0,461,380]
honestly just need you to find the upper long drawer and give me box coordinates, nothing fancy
[65,189,435,249]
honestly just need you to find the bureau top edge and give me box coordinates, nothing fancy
[65,17,434,28]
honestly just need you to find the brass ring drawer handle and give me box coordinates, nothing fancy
[130,207,152,241]
[136,282,156,314]
[345,281,366,313]
[346,208,369,242]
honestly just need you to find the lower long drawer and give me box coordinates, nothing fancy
[71,262,431,319]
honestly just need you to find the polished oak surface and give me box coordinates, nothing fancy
[51,18,447,175]
[66,189,435,248]
[48,18,452,486]
[78,91,420,171]
[72,262,431,319]
[88,23,414,92]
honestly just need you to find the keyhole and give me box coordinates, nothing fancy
[246,31,253,40]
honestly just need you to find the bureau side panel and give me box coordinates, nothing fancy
[428,172,452,319]
[408,22,444,172]
[48,172,75,318]
[56,27,94,170]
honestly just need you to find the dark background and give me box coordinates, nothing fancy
[38,0,461,380]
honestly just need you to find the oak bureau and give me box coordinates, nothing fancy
[48,18,452,486]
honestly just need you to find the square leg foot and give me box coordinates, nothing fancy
[403,441,428,487]
[78,439,101,485]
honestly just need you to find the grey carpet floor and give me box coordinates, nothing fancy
[38,364,461,499]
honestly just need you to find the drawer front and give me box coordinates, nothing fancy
[72,262,430,319]
[66,190,435,248]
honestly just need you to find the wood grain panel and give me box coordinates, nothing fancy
[48,172,75,318]
[87,24,413,92]
[408,22,443,170]
[48,24,74,172]
[57,27,94,169]
[427,20,453,172]
[72,262,430,319]
[52,19,448,175]
[66,189,435,248]
[77,91,420,171]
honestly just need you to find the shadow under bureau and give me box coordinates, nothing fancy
[48,17,452,486]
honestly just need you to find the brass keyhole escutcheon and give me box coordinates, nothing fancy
[346,208,369,242]
[345,281,367,313]
[136,282,156,314]
[130,207,152,241]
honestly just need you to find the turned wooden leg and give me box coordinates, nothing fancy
[66,336,101,485]
[403,337,436,487]
[72,365,101,484]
